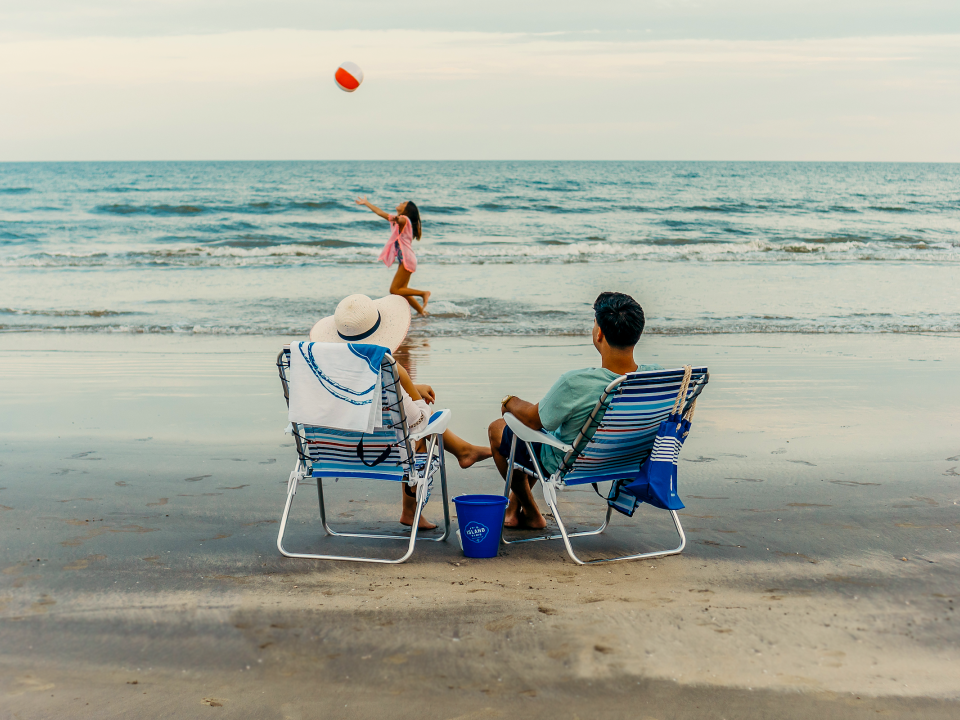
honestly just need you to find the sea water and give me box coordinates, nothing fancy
[1,161,958,338]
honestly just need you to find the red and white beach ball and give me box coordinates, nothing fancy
[334,62,364,92]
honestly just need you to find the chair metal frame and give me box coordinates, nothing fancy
[276,346,451,564]
[502,368,708,565]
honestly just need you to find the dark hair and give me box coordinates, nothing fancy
[401,201,422,240]
[593,292,645,348]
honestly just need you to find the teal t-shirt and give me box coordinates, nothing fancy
[537,364,663,476]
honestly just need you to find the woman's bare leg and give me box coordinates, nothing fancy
[390,266,430,315]
[441,430,492,468]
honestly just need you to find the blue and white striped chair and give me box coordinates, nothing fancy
[502,366,708,565]
[276,346,451,563]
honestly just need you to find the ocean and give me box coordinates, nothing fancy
[1,161,958,338]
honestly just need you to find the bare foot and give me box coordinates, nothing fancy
[503,512,522,528]
[514,507,548,530]
[458,443,493,469]
[400,511,438,530]
[521,514,548,530]
[421,291,431,311]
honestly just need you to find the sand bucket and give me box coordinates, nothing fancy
[453,494,508,558]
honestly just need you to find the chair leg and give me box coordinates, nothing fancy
[277,465,426,564]
[543,487,687,565]
[435,435,451,543]
[501,439,610,546]
[278,440,451,563]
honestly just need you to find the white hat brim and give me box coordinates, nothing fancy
[309,295,412,352]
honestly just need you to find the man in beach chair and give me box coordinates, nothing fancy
[488,292,662,529]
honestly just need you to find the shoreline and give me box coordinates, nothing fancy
[1,331,959,716]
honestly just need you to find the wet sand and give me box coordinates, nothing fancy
[1,332,959,718]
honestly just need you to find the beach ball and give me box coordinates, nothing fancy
[335,62,363,92]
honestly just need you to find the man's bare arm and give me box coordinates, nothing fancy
[502,397,543,431]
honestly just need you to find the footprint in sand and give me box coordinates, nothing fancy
[217,485,250,490]
[259,459,276,465]
[146,498,168,507]
[787,460,817,466]
[943,467,959,477]
[683,456,716,463]
[63,554,106,570]
[184,475,212,482]
[726,477,764,483]
[830,480,881,487]
[30,595,56,613]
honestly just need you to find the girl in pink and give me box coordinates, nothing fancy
[356,196,430,315]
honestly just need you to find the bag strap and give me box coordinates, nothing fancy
[356,435,392,467]
[671,365,693,415]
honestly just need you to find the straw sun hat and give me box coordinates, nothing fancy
[309,294,411,352]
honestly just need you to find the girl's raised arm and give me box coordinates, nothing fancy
[356,196,391,221]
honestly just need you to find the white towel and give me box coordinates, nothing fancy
[288,342,387,432]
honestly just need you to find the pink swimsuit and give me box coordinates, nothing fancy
[377,214,417,272]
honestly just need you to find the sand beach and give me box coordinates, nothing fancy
[1,330,958,718]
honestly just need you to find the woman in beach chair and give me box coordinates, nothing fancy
[311,294,490,528]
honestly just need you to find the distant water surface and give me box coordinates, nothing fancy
[1,161,958,336]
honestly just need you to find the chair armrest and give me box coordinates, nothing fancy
[409,408,451,441]
[503,413,572,453]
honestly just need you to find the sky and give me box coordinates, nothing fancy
[1,1,959,161]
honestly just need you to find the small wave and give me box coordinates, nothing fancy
[684,203,756,214]
[96,203,206,216]
[420,204,469,215]
[869,206,911,213]
[287,200,341,211]
[0,307,130,317]
[422,300,471,318]
[0,187,32,194]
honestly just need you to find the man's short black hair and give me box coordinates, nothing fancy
[593,292,645,348]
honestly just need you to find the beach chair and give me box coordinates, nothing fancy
[502,366,708,565]
[275,346,451,563]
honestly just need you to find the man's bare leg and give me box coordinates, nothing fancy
[488,419,547,529]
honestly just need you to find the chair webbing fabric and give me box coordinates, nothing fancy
[302,360,409,482]
[560,368,707,487]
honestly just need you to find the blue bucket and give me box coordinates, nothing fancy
[453,494,509,558]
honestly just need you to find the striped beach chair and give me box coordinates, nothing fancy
[276,346,451,563]
[502,366,708,565]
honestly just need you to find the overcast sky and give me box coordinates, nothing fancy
[1,1,959,161]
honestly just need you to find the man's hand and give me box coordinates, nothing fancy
[355,196,368,206]
[415,384,436,404]
[502,396,543,431]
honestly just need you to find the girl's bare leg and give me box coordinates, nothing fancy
[390,266,430,315]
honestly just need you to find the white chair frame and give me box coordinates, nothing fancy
[276,347,451,564]
[501,369,707,565]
